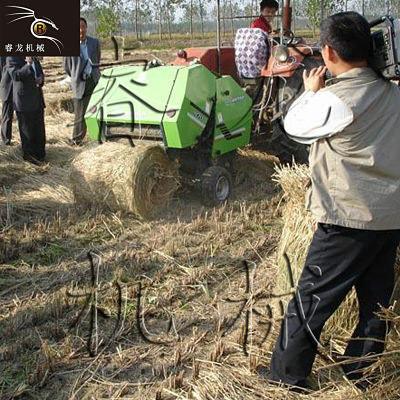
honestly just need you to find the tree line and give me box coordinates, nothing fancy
[80,0,400,39]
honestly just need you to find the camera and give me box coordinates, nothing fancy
[370,16,400,79]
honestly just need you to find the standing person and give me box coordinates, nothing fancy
[0,56,14,146]
[250,0,279,34]
[63,17,101,146]
[269,12,400,392]
[7,56,46,164]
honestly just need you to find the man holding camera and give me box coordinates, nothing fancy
[269,12,400,391]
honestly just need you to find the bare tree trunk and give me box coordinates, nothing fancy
[222,0,226,37]
[320,0,325,22]
[229,0,234,37]
[158,1,162,40]
[345,0,348,11]
[292,0,296,32]
[199,0,204,37]
[135,0,139,40]
[167,8,172,39]
[394,1,400,16]
[362,0,365,15]
[190,0,194,38]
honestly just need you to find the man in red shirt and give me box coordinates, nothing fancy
[251,0,279,34]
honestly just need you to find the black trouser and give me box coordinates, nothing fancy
[1,94,13,144]
[16,109,46,160]
[72,76,96,143]
[270,223,400,385]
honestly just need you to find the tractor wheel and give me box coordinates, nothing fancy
[269,123,309,165]
[201,166,232,206]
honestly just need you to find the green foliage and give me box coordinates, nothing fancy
[297,0,346,35]
[38,243,67,265]
[305,0,321,33]
[95,5,120,39]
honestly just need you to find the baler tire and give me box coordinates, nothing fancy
[201,166,232,207]
[270,123,309,165]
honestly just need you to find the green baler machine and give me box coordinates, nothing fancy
[85,63,253,205]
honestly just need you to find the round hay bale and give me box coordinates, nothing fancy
[70,142,179,218]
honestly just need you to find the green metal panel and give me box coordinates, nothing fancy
[85,65,181,141]
[212,76,252,157]
[163,65,216,148]
[84,63,251,158]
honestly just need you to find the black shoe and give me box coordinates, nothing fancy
[267,375,313,394]
[287,382,312,394]
[23,154,45,166]
[68,138,83,146]
[340,365,376,392]
[255,365,270,379]
[256,365,313,394]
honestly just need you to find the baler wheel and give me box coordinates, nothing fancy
[270,123,309,165]
[201,166,232,207]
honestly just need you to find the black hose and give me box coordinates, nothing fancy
[369,16,388,28]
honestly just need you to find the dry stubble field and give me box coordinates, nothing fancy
[0,51,398,400]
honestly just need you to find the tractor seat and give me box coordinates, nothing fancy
[234,28,269,79]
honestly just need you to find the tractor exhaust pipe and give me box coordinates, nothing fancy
[282,0,292,33]
[216,0,221,74]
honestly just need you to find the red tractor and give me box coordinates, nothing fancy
[171,0,323,163]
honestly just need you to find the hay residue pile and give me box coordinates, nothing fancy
[70,142,179,218]
[0,146,48,187]
[272,164,400,397]
[274,164,360,346]
[273,163,314,288]
[1,166,73,219]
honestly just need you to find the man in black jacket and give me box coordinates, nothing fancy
[0,56,14,145]
[6,56,46,164]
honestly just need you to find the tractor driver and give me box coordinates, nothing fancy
[234,0,278,80]
[250,0,279,34]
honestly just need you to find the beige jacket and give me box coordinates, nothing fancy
[305,67,400,230]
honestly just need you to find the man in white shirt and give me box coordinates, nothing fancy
[269,12,400,392]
